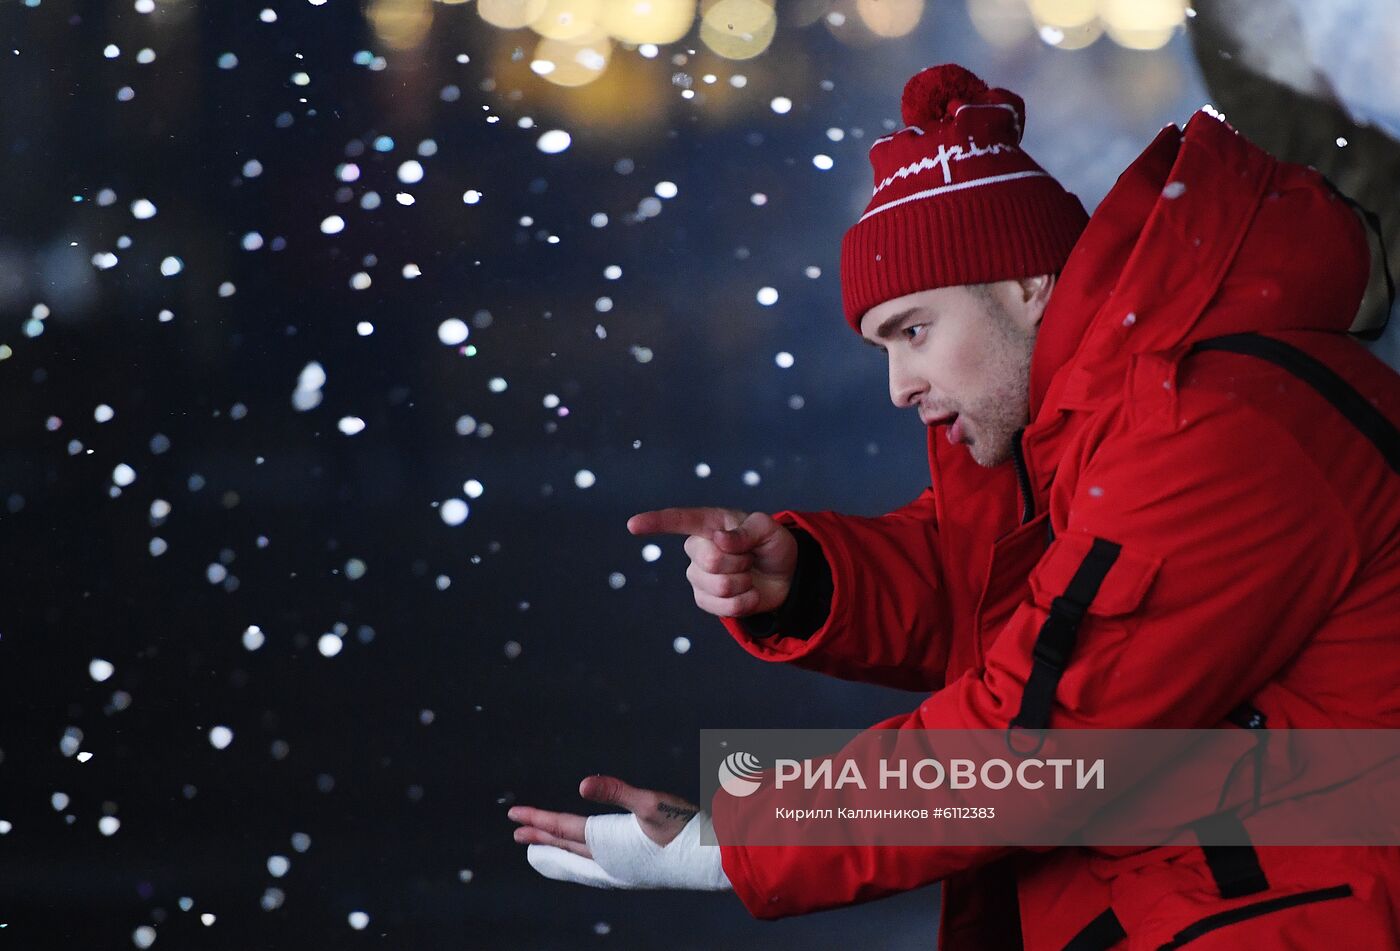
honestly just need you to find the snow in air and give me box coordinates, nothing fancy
[208,726,234,750]
[440,499,470,526]
[89,658,115,682]
[293,361,326,411]
[438,319,469,345]
[536,130,572,154]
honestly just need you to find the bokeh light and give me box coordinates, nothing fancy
[478,0,548,29]
[531,0,604,41]
[533,34,614,86]
[600,0,696,44]
[855,0,925,38]
[965,0,1034,48]
[699,0,777,59]
[1097,0,1186,50]
[366,0,434,50]
[1026,0,1095,28]
[1036,17,1103,49]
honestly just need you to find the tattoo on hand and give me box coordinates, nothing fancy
[655,802,697,824]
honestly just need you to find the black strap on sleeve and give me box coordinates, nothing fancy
[1192,812,1270,899]
[1190,334,1400,475]
[1008,537,1122,751]
[735,527,832,640]
[1060,907,1127,951]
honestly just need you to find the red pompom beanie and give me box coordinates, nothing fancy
[840,64,1089,330]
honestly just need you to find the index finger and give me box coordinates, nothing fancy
[507,805,587,845]
[627,507,744,537]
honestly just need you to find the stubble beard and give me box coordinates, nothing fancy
[963,302,1036,468]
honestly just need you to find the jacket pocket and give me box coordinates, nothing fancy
[1027,531,1162,618]
[1020,532,1162,716]
[1155,884,1354,949]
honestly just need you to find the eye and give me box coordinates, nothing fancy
[902,323,927,342]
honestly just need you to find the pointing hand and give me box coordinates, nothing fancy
[627,507,797,618]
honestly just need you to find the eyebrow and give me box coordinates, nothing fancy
[863,307,921,348]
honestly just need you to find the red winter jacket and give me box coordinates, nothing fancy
[712,113,1400,949]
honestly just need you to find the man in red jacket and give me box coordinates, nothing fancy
[511,64,1400,948]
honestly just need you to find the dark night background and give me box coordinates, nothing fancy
[0,0,1395,948]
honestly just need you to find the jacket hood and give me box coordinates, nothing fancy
[1029,111,1371,422]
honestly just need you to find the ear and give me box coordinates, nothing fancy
[1018,274,1056,328]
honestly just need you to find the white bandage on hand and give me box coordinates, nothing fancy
[526,812,732,891]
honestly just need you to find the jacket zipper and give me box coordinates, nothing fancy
[1156,884,1354,949]
[1010,428,1036,525]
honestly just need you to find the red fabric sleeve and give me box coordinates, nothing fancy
[718,488,954,691]
[717,392,1357,918]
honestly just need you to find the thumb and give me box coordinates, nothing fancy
[713,511,777,555]
[579,774,650,815]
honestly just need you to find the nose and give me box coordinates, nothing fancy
[887,353,927,410]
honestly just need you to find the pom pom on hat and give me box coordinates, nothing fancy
[900,64,990,127]
[841,63,1089,329]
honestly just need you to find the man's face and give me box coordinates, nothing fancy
[859,280,1046,467]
